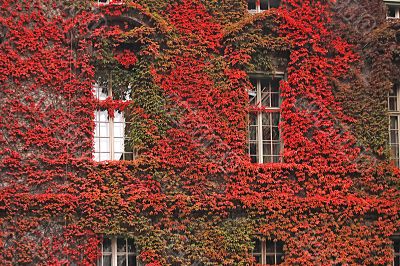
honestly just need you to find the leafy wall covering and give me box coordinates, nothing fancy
[0,0,399,265]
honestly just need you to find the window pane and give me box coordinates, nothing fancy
[117,255,127,266]
[389,98,397,111]
[102,255,112,266]
[394,239,400,253]
[271,93,280,108]
[100,152,111,161]
[266,240,276,253]
[272,142,281,156]
[95,85,108,100]
[114,123,124,138]
[263,126,271,140]
[249,113,257,125]
[248,0,256,10]
[391,130,399,144]
[253,238,262,253]
[99,110,109,122]
[391,116,398,130]
[263,142,272,156]
[117,238,127,252]
[103,238,112,252]
[272,113,280,126]
[114,138,124,153]
[270,0,280,8]
[100,138,110,153]
[276,241,284,252]
[262,113,271,125]
[266,255,275,264]
[276,254,284,264]
[395,256,400,266]
[128,255,137,266]
[260,0,269,10]
[250,142,258,155]
[250,126,257,141]
[249,79,257,105]
[127,238,136,253]
[272,127,280,140]
[388,6,397,17]
[99,123,109,137]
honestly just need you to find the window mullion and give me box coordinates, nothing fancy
[112,238,117,266]
[258,80,263,163]
[262,239,266,265]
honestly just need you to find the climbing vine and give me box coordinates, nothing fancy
[0,0,399,265]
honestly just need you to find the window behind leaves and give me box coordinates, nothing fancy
[248,0,280,13]
[389,84,400,167]
[99,237,138,266]
[94,84,134,162]
[386,2,400,19]
[248,77,282,163]
[253,238,285,265]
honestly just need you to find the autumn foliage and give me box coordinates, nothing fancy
[0,0,399,265]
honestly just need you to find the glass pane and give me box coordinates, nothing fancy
[276,241,284,252]
[100,138,110,153]
[272,113,280,126]
[249,79,257,104]
[114,111,124,123]
[261,80,271,107]
[103,238,112,252]
[391,130,399,144]
[253,238,262,253]
[248,0,256,10]
[266,255,275,264]
[128,255,137,266]
[95,138,100,152]
[270,0,280,8]
[250,142,257,155]
[391,116,398,130]
[99,110,109,122]
[263,143,272,156]
[114,138,124,153]
[114,123,124,138]
[389,98,397,111]
[100,152,111,161]
[249,113,258,125]
[103,255,112,266]
[394,239,400,253]
[271,93,280,108]
[95,85,108,100]
[266,240,275,253]
[254,255,261,263]
[117,238,127,252]
[127,238,136,253]
[272,142,281,156]
[262,113,271,125]
[115,152,123,161]
[251,155,258,163]
[276,254,284,264]
[263,126,271,140]
[272,127,279,140]
[388,6,396,17]
[260,0,269,10]
[117,255,127,266]
[99,123,109,137]
[249,126,257,140]
[94,153,100,162]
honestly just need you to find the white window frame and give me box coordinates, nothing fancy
[248,0,280,14]
[252,238,284,265]
[94,76,134,162]
[98,237,140,266]
[388,84,400,167]
[385,1,400,18]
[248,74,283,164]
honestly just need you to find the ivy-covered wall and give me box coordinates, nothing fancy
[0,0,399,265]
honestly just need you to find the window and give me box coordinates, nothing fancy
[94,84,134,162]
[385,1,400,18]
[248,77,282,163]
[253,238,284,265]
[394,237,400,266]
[248,0,280,13]
[99,237,139,266]
[388,84,400,167]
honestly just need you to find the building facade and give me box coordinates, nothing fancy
[0,0,399,265]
